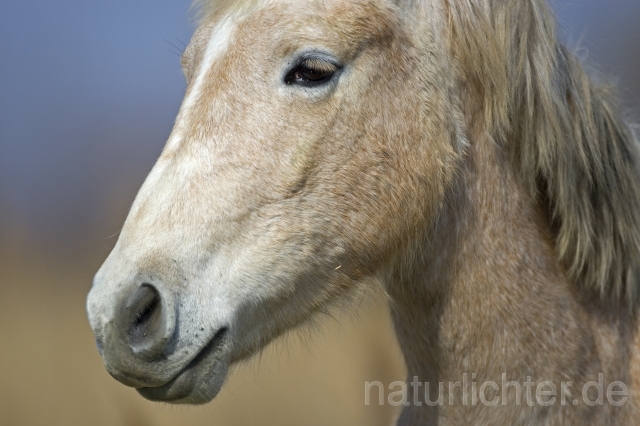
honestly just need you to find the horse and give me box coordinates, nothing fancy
[86,0,640,424]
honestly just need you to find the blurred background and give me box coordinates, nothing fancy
[0,1,638,425]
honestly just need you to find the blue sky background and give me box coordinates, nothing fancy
[0,0,639,248]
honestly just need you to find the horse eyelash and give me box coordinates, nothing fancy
[301,58,338,74]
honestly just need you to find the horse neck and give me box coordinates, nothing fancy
[383,126,611,417]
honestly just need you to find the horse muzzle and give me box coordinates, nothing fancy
[87,268,231,402]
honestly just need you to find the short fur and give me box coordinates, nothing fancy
[87,0,640,424]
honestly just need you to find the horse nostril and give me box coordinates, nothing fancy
[122,283,175,360]
[129,285,160,338]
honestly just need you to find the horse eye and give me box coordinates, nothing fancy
[285,58,340,87]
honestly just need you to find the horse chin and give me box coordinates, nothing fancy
[136,328,231,404]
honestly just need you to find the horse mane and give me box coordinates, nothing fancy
[445,0,640,306]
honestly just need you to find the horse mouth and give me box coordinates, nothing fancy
[136,326,229,403]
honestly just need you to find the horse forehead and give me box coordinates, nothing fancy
[198,0,398,48]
